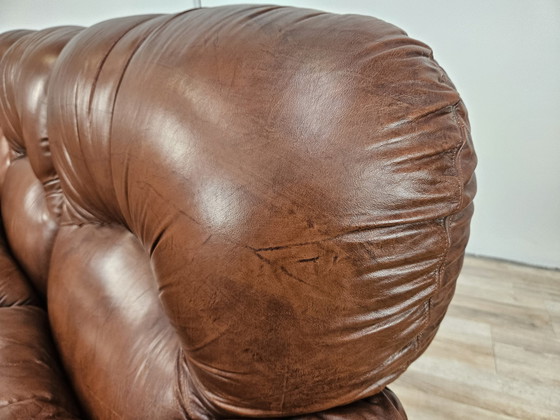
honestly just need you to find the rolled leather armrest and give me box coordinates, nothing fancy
[0,4,475,418]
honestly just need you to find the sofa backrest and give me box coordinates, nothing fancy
[0,5,476,419]
[0,27,82,293]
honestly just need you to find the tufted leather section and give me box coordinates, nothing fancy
[0,28,85,416]
[0,218,82,416]
[0,27,82,171]
[0,30,33,56]
[0,27,81,293]
[46,5,476,418]
[1,157,58,292]
[47,13,170,225]
[0,230,38,307]
[48,223,186,419]
[0,31,32,195]
[0,30,33,155]
[0,30,41,308]
[0,306,81,418]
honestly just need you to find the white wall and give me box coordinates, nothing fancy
[1,0,559,268]
[0,0,197,30]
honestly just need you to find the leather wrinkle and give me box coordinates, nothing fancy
[0,38,25,148]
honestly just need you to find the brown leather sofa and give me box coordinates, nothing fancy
[0,5,476,419]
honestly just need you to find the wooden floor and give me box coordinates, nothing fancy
[391,256,560,420]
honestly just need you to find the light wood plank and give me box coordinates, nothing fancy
[391,256,560,420]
